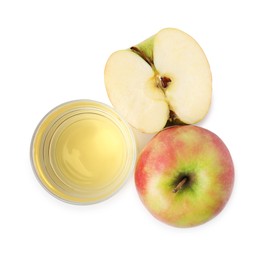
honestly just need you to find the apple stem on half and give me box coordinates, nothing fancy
[130,46,155,69]
[173,177,188,193]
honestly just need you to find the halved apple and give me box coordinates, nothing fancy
[104,28,212,133]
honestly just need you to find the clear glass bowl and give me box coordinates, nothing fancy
[31,100,136,204]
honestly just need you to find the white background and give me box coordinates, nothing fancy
[0,0,259,259]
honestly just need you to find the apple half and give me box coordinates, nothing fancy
[105,28,212,133]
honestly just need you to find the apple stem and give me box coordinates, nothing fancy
[130,46,155,69]
[173,177,188,193]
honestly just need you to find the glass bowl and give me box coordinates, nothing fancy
[31,100,136,204]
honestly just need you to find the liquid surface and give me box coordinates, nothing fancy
[50,114,126,190]
[32,100,136,204]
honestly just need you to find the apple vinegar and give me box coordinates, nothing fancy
[31,100,136,204]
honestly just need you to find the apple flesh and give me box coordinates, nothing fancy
[105,28,212,133]
[135,125,234,228]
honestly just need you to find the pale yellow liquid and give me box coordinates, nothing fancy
[32,100,135,204]
[51,115,126,191]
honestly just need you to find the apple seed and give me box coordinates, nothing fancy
[160,76,171,88]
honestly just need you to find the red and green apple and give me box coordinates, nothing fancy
[135,125,234,227]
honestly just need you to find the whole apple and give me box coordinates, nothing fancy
[135,125,234,228]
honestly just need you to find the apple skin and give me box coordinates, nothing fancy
[135,125,234,228]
